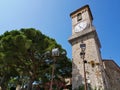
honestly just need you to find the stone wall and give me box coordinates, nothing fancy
[103,60,120,90]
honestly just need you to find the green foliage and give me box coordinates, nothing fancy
[74,85,84,90]
[0,28,72,89]
[74,84,98,90]
[79,85,84,90]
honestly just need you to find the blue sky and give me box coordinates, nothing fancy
[0,0,120,66]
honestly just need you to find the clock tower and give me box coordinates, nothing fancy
[68,5,108,90]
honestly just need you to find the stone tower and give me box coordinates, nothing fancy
[68,5,108,90]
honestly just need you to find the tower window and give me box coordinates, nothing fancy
[77,13,82,21]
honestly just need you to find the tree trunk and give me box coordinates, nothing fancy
[27,78,34,90]
[0,75,9,90]
[16,85,21,90]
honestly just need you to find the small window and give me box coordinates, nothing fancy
[77,13,82,21]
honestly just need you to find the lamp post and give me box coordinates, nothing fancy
[49,48,60,90]
[87,79,91,90]
[80,43,87,90]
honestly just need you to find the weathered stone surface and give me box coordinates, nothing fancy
[103,60,120,90]
[68,5,120,90]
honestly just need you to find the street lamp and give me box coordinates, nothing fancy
[49,48,60,90]
[80,43,87,90]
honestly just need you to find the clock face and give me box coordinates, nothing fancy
[74,21,87,32]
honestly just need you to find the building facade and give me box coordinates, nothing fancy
[68,5,120,90]
[103,60,120,90]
